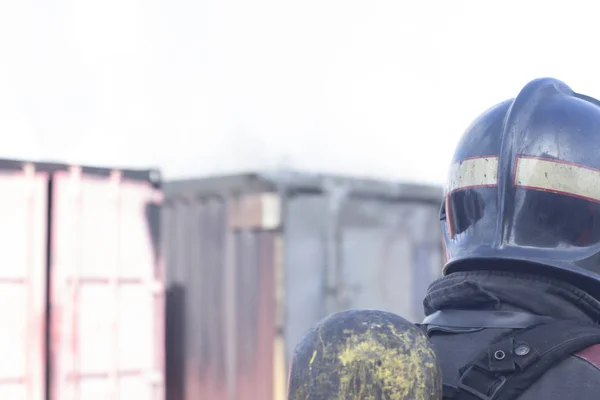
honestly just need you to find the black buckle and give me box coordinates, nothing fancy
[457,364,507,400]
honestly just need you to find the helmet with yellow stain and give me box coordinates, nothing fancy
[287,309,442,400]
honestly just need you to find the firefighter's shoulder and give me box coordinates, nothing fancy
[516,349,600,399]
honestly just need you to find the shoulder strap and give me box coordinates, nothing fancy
[446,319,600,400]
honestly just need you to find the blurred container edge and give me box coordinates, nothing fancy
[162,170,444,400]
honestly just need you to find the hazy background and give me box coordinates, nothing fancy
[1,0,598,185]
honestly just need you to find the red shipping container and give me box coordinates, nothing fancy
[49,167,164,400]
[0,160,164,400]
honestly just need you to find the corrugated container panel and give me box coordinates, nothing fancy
[163,195,277,400]
[234,229,276,400]
[163,171,444,400]
[0,166,48,400]
[193,197,226,400]
[49,167,164,400]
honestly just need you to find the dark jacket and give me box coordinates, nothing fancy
[423,270,600,399]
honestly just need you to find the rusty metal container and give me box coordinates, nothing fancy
[162,171,444,400]
[0,159,164,400]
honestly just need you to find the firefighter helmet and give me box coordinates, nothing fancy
[442,77,600,295]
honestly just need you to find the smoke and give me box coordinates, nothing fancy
[0,0,599,185]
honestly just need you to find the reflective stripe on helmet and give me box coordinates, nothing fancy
[447,156,498,193]
[514,156,600,203]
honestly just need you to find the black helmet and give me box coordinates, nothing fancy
[441,77,600,295]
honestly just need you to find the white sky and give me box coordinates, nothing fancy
[0,0,598,185]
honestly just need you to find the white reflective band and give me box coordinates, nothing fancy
[514,156,600,202]
[447,156,499,192]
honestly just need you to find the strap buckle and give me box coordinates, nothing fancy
[457,364,507,400]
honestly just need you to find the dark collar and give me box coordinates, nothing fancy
[424,270,600,322]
